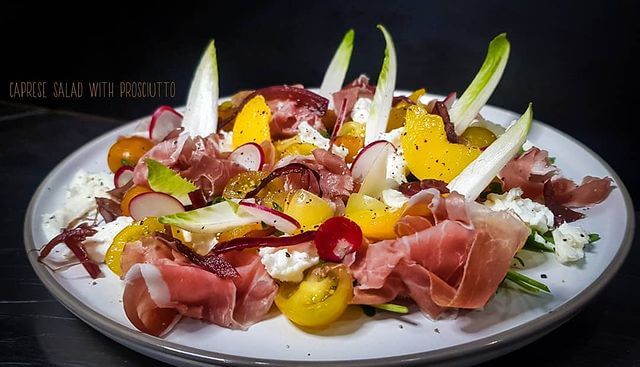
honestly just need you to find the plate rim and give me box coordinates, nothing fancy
[23,101,636,366]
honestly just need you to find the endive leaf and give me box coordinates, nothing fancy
[449,33,510,135]
[182,40,219,138]
[320,29,355,105]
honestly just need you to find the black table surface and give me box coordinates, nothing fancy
[0,100,638,366]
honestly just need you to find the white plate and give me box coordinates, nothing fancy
[24,98,634,366]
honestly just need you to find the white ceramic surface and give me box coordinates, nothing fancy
[24,97,634,366]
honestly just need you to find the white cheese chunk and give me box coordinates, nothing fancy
[83,216,134,262]
[42,170,114,240]
[218,130,234,152]
[351,97,372,124]
[259,242,319,282]
[375,127,408,185]
[484,187,554,233]
[381,189,409,209]
[297,121,348,158]
[553,223,590,263]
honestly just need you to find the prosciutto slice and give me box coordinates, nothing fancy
[331,75,375,116]
[122,237,277,336]
[500,147,614,224]
[347,190,529,318]
[132,134,244,200]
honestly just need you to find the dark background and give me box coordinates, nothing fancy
[1,1,638,366]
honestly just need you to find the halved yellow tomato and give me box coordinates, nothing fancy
[107,136,155,173]
[105,217,165,276]
[284,189,334,231]
[345,193,403,240]
[461,126,497,149]
[275,264,353,328]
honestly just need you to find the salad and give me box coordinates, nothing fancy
[39,26,614,336]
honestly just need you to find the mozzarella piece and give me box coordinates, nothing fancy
[553,223,590,263]
[375,127,408,185]
[218,130,234,152]
[484,187,554,233]
[297,121,348,158]
[381,189,409,209]
[83,216,134,262]
[351,97,372,124]
[42,170,114,240]
[258,242,319,282]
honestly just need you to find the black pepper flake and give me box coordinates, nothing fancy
[541,274,548,279]
[399,324,404,329]
[434,328,440,334]
[285,252,291,258]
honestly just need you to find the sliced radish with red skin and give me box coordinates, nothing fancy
[314,216,363,262]
[350,140,396,183]
[114,166,135,188]
[149,106,183,142]
[129,192,185,221]
[229,143,264,171]
[238,201,300,234]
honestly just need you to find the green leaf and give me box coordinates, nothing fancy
[272,201,284,212]
[589,233,601,243]
[449,33,511,135]
[522,232,554,253]
[505,270,550,294]
[146,159,197,198]
[182,39,219,138]
[372,303,409,314]
[447,103,532,201]
[365,25,397,145]
[159,200,257,234]
[319,29,354,104]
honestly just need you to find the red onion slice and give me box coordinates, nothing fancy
[213,231,317,254]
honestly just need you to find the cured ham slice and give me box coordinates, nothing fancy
[122,237,277,335]
[312,149,354,199]
[347,190,529,318]
[500,147,614,224]
[332,75,375,115]
[499,147,558,202]
[132,134,244,200]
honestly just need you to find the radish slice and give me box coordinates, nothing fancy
[238,201,300,234]
[229,143,264,171]
[350,140,395,183]
[149,106,183,142]
[114,166,135,188]
[129,192,185,221]
[314,216,362,262]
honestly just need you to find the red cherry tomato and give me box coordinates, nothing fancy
[314,216,363,262]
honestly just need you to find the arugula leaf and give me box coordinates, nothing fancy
[505,270,550,294]
[373,303,409,314]
[449,33,511,135]
[319,29,355,104]
[523,232,554,253]
[146,159,197,197]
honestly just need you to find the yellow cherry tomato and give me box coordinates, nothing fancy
[338,121,366,139]
[217,223,263,242]
[275,263,353,328]
[232,95,271,149]
[120,185,152,216]
[333,135,363,163]
[107,136,155,173]
[345,193,403,240]
[401,105,481,183]
[284,189,334,231]
[105,217,165,276]
[462,126,497,149]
